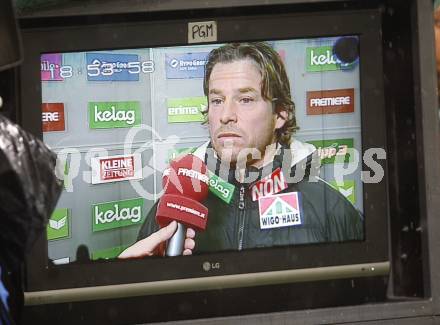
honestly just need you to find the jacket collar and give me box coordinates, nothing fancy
[192,139,316,186]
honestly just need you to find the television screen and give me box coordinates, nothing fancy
[41,37,365,263]
[21,10,389,313]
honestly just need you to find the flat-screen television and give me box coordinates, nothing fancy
[20,7,389,323]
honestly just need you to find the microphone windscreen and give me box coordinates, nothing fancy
[162,154,209,202]
[156,194,208,231]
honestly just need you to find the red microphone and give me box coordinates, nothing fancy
[156,154,209,256]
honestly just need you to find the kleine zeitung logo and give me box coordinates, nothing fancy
[91,153,143,184]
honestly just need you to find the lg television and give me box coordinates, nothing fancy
[19,6,389,323]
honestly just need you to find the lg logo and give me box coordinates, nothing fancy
[202,261,221,271]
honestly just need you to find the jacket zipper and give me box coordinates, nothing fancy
[237,185,246,250]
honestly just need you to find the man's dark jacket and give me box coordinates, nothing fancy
[138,140,363,253]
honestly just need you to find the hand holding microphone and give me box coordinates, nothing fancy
[158,154,209,256]
[119,154,209,259]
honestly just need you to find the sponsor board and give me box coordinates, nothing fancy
[89,101,141,129]
[42,103,66,132]
[208,173,235,204]
[86,53,140,81]
[167,97,207,123]
[41,53,63,81]
[92,198,144,232]
[329,180,356,204]
[92,245,130,260]
[47,208,70,240]
[91,153,143,184]
[258,192,302,229]
[165,52,208,79]
[306,46,355,72]
[251,168,288,201]
[167,147,196,163]
[306,138,354,164]
[306,88,355,115]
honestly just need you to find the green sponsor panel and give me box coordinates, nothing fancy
[47,208,70,240]
[307,138,354,164]
[167,147,196,163]
[89,101,141,129]
[167,97,207,123]
[208,172,235,204]
[306,46,340,72]
[329,180,356,204]
[91,245,130,260]
[92,198,144,232]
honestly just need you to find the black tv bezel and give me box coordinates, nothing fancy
[20,9,388,293]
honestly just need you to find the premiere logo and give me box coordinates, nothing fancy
[91,154,143,184]
[42,103,65,132]
[92,198,144,232]
[307,88,355,115]
[258,192,302,229]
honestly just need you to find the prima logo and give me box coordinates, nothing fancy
[92,198,144,232]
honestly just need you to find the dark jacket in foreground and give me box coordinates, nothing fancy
[138,140,363,253]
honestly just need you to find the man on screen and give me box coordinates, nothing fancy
[119,42,362,258]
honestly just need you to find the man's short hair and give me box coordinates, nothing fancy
[203,42,299,145]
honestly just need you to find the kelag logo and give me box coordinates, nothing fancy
[47,208,70,240]
[329,180,356,204]
[167,97,207,123]
[86,53,140,81]
[165,52,208,79]
[91,153,143,184]
[307,138,354,164]
[92,198,144,232]
[42,103,65,132]
[89,101,141,129]
[306,46,355,72]
[306,89,355,115]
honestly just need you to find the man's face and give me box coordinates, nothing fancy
[207,59,286,166]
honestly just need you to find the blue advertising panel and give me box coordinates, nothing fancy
[165,52,208,79]
[86,53,140,81]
